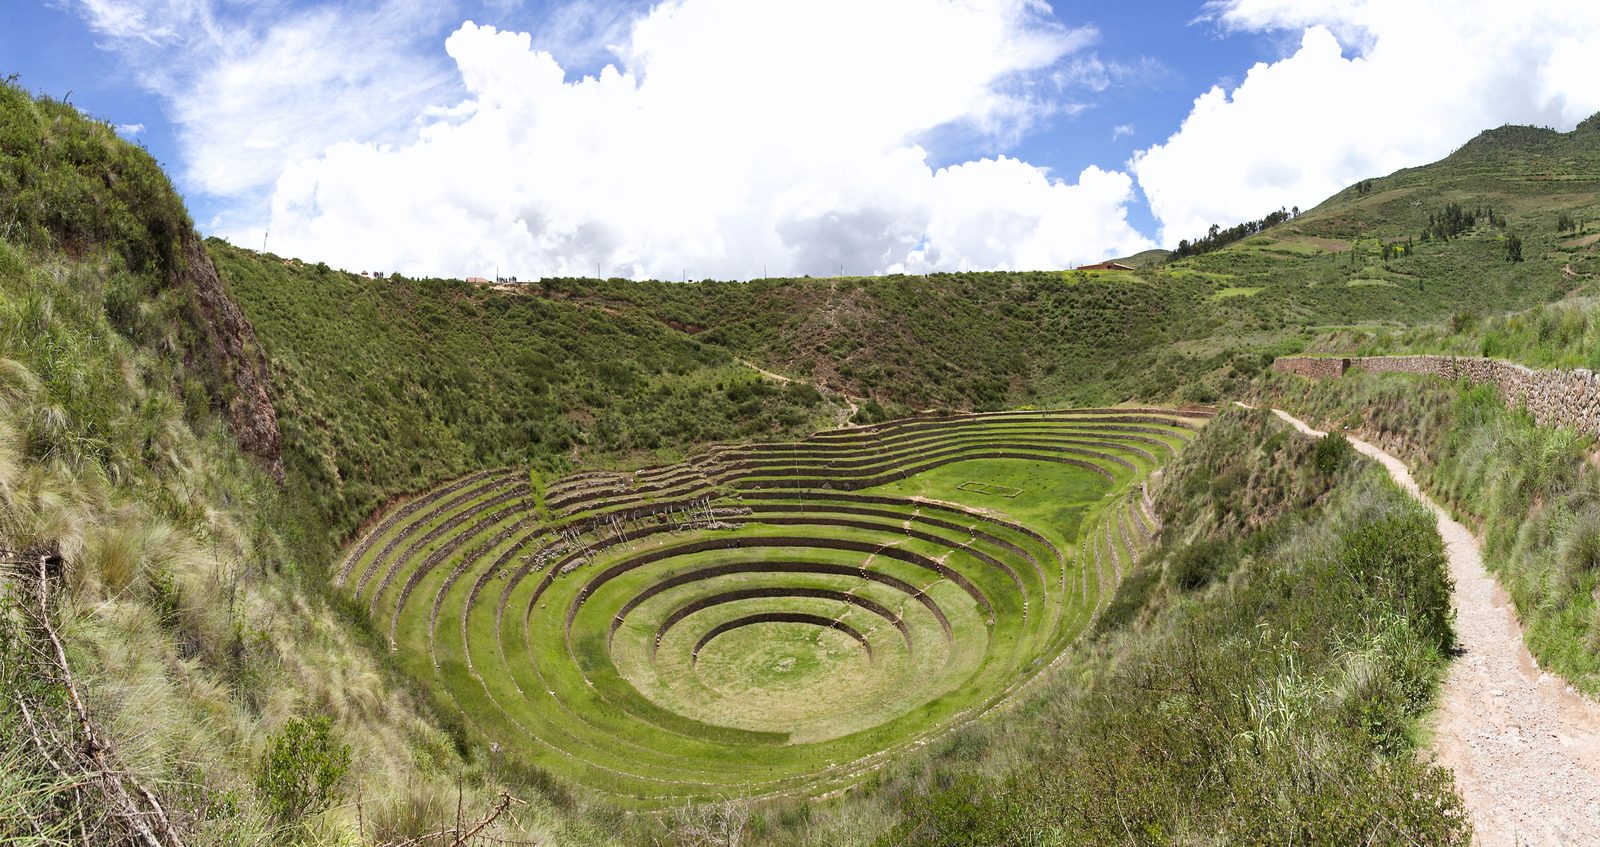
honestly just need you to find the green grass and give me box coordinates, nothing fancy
[1233,236,1327,256]
[341,409,1194,805]
[1324,294,1600,372]
[1210,285,1264,299]
[0,76,1534,845]
[869,457,1108,544]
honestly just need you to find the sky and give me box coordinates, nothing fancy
[3,0,1600,281]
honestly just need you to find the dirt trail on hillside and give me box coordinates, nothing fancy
[736,358,861,426]
[1271,408,1600,846]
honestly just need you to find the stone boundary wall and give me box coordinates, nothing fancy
[1272,355,1600,436]
[1271,357,1351,379]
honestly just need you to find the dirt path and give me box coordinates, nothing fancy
[1270,407,1600,846]
[736,357,793,386]
[736,358,861,427]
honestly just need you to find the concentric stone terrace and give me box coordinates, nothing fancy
[336,408,1206,804]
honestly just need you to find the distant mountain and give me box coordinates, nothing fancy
[1287,113,1600,241]
[1111,248,1173,268]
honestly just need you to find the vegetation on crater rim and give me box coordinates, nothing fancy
[4,78,1600,845]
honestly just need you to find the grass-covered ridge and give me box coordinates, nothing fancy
[0,82,614,846]
[0,218,495,843]
[341,407,1199,805]
[210,239,843,547]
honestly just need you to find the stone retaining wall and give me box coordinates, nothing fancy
[1271,357,1351,379]
[1272,354,1600,435]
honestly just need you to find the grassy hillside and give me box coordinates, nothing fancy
[454,118,1600,419]
[524,271,1208,407]
[211,241,840,547]
[7,74,1593,845]
[204,116,1600,547]
[0,83,603,846]
[1166,116,1600,323]
[871,410,1465,845]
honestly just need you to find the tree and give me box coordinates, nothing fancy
[1506,233,1524,263]
[1169,207,1296,260]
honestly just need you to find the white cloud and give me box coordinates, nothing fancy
[172,4,452,197]
[257,1,1152,280]
[67,0,455,228]
[1112,124,1134,140]
[1055,55,1170,95]
[900,160,1147,274]
[74,0,197,44]
[115,122,144,136]
[1135,0,1600,246]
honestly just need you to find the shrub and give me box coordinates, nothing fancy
[1561,508,1600,575]
[1171,537,1232,591]
[256,715,351,825]
[851,399,889,425]
[1313,431,1354,475]
[1335,508,1454,655]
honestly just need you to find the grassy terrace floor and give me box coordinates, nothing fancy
[335,408,1206,805]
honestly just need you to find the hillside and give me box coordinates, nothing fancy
[199,117,1600,550]
[1164,117,1600,324]
[398,117,1600,422]
[4,75,1598,846]
[0,82,609,846]
[209,242,842,547]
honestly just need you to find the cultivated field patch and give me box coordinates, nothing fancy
[957,480,1023,498]
[336,408,1205,805]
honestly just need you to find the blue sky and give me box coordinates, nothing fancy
[4,1,1599,279]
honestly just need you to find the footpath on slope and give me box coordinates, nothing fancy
[1270,407,1600,846]
[736,357,861,426]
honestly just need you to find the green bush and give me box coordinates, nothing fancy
[256,715,351,825]
[1171,537,1232,591]
[1313,431,1354,475]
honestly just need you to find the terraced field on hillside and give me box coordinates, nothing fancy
[336,408,1208,804]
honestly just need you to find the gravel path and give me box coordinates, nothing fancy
[1271,408,1600,846]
